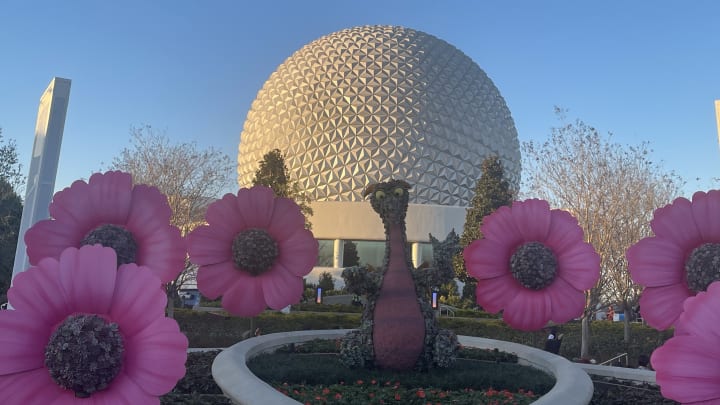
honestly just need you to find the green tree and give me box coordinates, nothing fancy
[0,178,22,298]
[252,149,313,229]
[318,271,335,292]
[453,155,514,295]
[0,128,25,192]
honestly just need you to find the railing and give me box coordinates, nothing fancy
[439,304,456,317]
[600,352,628,367]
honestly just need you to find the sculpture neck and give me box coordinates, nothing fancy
[386,223,408,271]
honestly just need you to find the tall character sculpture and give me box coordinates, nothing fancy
[341,180,459,370]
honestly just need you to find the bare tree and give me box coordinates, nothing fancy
[111,125,235,317]
[522,108,682,358]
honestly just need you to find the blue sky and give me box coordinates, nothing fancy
[1,1,718,198]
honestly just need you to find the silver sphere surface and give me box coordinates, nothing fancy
[238,25,520,205]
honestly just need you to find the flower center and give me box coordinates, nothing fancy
[44,314,124,398]
[685,243,720,292]
[81,224,138,267]
[510,242,558,290]
[232,228,279,276]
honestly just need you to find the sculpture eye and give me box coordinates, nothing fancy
[394,188,404,197]
[375,190,386,199]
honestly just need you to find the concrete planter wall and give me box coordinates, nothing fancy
[212,330,594,405]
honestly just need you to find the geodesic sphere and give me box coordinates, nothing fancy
[238,25,520,206]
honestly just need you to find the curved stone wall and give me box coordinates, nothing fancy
[212,330,594,405]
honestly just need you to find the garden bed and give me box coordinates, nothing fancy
[247,341,551,405]
[162,348,678,404]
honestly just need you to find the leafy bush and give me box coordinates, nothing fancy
[174,310,360,347]
[175,309,672,367]
[291,302,363,313]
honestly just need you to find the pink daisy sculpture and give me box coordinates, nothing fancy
[627,190,720,330]
[187,185,319,317]
[463,199,600,331]
[651,281,720,404]
[24,171,185,284]
[0,245,188,403]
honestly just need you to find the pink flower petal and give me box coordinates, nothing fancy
[555,241,600,291]
[84,171,134,224]
[545,278,586,324]
[474,274,523,314]
[267,197,306,241]
[196,261,243,299]
[691,190,720,241]
[236,186,275,229]
[7,262,69,325]
[0,368,65,404]
[502,289,552,331]
[24,219,85,265]
[45,172,133,242]
[511,199,551,241]
[134,224,185,284]
[261,267,304,309]
[125,184,185,283]
[544,209,583,253]
[125,184,173,233]
[57,246,117,315]
[93,372,160,405]
[275,229,319,277]
[480,205,521,245]
[188,225,233,266]
[463,238,511,279]
[674,282,720,339]
[627,236,685,287]
[651,197,703,251]
[205,193,247,236]
[47,178,93,223]
[221,276,267,317]
[110,264,166,338]
[639,283,693,330]
[0,310,47,374]
[124,317,188,396]
[652,335,720,403]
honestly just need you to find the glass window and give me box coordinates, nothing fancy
[413,242,434,268]
[317,239,334,267]
[352,240,386,268]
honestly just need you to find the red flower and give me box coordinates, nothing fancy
[322,388,330,395]
[395,393,401,400]
[334,393,342,399]
[417,389,426,398]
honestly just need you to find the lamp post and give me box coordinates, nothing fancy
[431,288,439,310]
